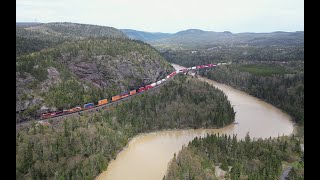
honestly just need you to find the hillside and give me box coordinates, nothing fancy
[16,22,128,56]
[150,29,304,50]
[16,75,235,179]
[16,38,174,123]
[16,22,42,27]
[121,29,172,41]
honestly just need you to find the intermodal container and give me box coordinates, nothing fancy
[112,95,121,102]
[98,99,108,106]
[138,87,145,93]
[145,85,153,90]
[156,80,162,85]
[120,93,129,99]
[151,83,156,87]
[84,103,94,109]
[69,106,82,112]
[130,90,137,95]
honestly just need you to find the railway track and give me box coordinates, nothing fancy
[16,64,218,131]
[16,75,173,131]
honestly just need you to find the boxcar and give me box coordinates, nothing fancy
[120,93,129,99]
[130,90,137,95]
[98,99,108,106]
[84,103,94,109]
[112,95,121,102]
[138,87,146,93]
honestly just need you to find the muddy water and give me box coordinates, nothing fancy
[96,63,294,180]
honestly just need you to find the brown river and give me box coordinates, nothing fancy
[96,63,294,180]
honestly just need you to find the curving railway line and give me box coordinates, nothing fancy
[16,63,221,130]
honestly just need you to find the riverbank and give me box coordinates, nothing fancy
[16,74,235,179]
[95,64,294,180]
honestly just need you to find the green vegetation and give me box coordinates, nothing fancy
[16,37,174,123]
[16,75,235,179]
[164,133,304,180]
[16,22,127,56]
[161,39,304,125]
[42,79,118,110]
[162,45,304,67]
[201,62,304,125]
[151,30,304,50]
[237,64,290,76]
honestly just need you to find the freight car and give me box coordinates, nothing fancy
[68,106,82,112]
[120,93,129,99]
[130,89,137,95]
[36,63,218,120]
[40,112,56,119]
[138,87,146,93]
[98,99,108,106]
[84,102,94,109]
[112,95,121,102]
[145,85,153,90]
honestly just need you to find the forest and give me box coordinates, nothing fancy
[16,37,173,123]
[16,75,235,179]
[200,62,304,125]
[165,133,304,180]
[162,48,304,125]
[161,45,304,67]
[16,22,127,56]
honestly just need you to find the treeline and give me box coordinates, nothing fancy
[16,75,235,179]
[201,63,304,125]
[161,45,304,67]
[164,133,304,180]
[16,22,127,56]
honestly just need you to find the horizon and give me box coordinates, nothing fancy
[16,0,303,33]
[16,21,304,34]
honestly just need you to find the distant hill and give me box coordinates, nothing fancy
[121,29,172,41]
[16,22,128,56]
[149,29,304,50]
[120,28,304,50]
[16,22,42,27]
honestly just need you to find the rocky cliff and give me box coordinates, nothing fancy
[16,38,174,123]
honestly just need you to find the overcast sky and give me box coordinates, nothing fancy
[16,0,304,33]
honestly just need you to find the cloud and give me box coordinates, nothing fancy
[16,0,304,33]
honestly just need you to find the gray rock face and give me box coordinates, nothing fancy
[40,67,62,92]
[66,51,169,90]
[16,39,174,123]
[16,68,62,123]
[16,72,36,112]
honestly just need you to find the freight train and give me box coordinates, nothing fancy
[40,64,216,119]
